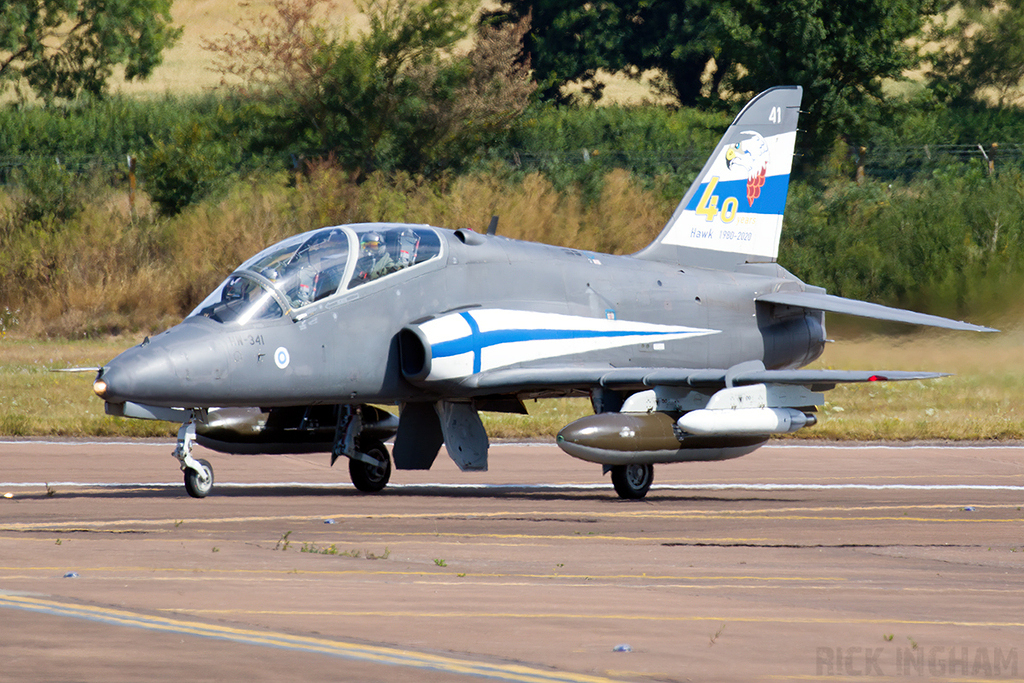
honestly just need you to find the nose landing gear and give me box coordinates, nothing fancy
[174,417,215,498]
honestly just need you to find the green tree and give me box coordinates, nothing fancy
[0,0,182,102]
[927,1,1024,106]
[145,122,236,216]
[205,0,534,177]
[483,0,726,105]
[714,0,940,164]
[488,0,941,164]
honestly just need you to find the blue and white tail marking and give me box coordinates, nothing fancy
[636,86,803,266]
[417,309,717,382]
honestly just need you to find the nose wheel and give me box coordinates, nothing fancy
[174,417,215,498]
[184,458,214,498]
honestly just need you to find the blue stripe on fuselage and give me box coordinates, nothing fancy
[459,311,483,374]
[432,318,696,362]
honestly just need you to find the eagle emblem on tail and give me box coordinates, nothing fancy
[724,131,770,206]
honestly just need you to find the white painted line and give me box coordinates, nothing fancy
[0,440,174,447]
[2,481,1023,492]
[1,439,1021,450]
[763,443,1024,450]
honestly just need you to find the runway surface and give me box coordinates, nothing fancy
[2,440,1023,681]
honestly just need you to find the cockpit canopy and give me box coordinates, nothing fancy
[191,224,442,324]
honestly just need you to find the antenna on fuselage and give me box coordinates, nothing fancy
[486,216,499,236]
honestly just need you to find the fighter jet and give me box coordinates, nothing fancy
[92,86,993,499]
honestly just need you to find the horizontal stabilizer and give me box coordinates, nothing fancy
[757,291,997,333]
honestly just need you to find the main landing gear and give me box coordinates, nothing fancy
[174,418,214,498]
[609,463,654,500]
[334,406,392,493]
[347,439,391,493]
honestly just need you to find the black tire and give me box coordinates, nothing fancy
[610,463,653,500]
[184,458,214,498]
[349,440,391,493]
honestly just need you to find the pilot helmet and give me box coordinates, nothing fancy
[223,275,245,301]
[361,231,384,257]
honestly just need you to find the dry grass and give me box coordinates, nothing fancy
[795,326,1024,441]
[0,335,170,436]
[110,0,364,96]
[3,328,1022,440]
[483,328,1024,442]
[411,169,673,253]
[106,0,662,103]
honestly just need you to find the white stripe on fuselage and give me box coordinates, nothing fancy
[420,309,717,381]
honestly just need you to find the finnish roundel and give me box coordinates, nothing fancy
[274,346,290,369]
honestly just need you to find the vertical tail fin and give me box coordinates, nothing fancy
[635,86,803,269]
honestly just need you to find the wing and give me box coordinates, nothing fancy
[461,362,947,394]
[757,290,997,333]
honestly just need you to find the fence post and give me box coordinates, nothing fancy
[989,142,998,176]
[856,146,867,184]
[291,154,302,189]
[127,155,137,214]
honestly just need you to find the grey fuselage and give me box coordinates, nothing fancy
[97,223,825,410]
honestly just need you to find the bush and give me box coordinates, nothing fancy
[10,157,85,222]
[493,103,727,200]
[780,170,1024,319]
[144,123,238,216]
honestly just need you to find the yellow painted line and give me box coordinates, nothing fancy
[1,501,1020,531]
[710,517,1011,524]
[2,513,1017,533]
[0,566,845,582]
[260,533,777,542]
[771,676,1012,683]
[156,609,1024,629]
[0,529,780,543]
[0,593,624,683]
[2,502,1020,525]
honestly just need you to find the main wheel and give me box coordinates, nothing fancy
[610,463,653,499]
[349,440,391,493]
[184,458,214,498]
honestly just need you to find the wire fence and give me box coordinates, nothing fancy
[855,143,1024,179]
[0,153,132,184]
[2,143,1024,188]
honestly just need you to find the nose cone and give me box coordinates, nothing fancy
[96,321,229,407]
[95,345,174,404]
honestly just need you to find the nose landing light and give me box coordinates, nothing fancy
[93,378,108,398]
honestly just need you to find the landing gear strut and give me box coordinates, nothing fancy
[333,406,393,493]
[610,463,654,500]
[174,417,214,498]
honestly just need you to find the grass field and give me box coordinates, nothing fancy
[2,325,1021,441]
[3,2,1018,442]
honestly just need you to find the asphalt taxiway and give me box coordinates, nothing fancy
[2,440,1023,681]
